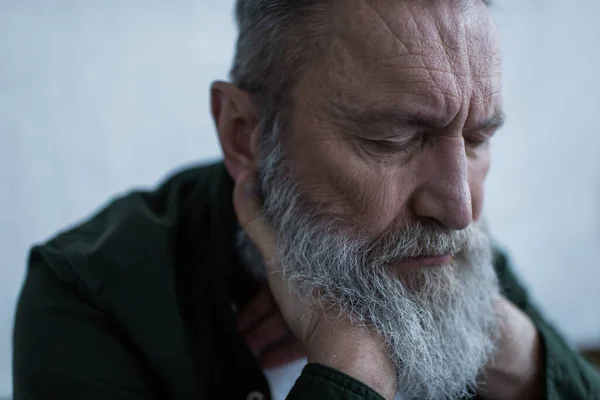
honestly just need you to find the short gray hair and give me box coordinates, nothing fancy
[230,0,332,123]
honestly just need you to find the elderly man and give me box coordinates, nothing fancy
[12,0,600,399]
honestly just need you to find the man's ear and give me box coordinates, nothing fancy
[211,81,260,182]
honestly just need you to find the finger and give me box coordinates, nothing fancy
[233,171,309,336]
[243,309,291,356]
[233,171,277,263]
[236,285,278,333]
[260,339,306,369]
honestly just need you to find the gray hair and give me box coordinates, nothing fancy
[230,0,332,125]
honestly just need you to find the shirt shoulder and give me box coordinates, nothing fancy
[28,162,225,306]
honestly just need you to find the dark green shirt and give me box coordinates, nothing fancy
[12,162,600,400]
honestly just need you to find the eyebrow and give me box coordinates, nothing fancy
[468,110,506,132]
[329,101,506,133]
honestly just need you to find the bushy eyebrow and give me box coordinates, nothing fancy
[467,110,506,132]
[327,100,505,133]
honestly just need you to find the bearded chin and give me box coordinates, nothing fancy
[236,132,501,400]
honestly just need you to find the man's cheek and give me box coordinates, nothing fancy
[351,174,410,235]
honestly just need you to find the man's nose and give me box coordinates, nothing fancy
[409,139,472,230]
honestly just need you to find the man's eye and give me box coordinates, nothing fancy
[364,139,414,154]
[464,134,490,147]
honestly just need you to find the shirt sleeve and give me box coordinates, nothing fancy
[493,249,600,400]
[12,248,156,400]
[287,364,386,400]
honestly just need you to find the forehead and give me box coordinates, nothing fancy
[302,0,502,122]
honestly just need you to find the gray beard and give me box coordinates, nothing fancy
[236,127,500,400]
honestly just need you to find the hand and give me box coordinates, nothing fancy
[479,296,545,400]
[236,284,305,369]
[233,172,397,400]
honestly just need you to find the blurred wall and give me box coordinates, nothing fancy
[1,0,599,397]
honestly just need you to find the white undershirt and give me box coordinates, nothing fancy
[263,357,308,400]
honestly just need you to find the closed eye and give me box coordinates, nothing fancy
[464,131,495,147]
[360,136,422,156]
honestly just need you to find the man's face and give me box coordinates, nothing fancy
[284,0,502,238]
[234,2,503,398]
[240,0,501,399]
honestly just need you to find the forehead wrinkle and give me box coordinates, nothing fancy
[331,1,496,83]
[325,87,461,129]
[322,56,467,121]
[359,0,412,55]
[424,3,501,123]
[303,0,500,133]
[464,6,502,102]
[359,0,455,74]
[355,1,473,106]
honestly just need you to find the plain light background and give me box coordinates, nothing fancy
[1,0,599,397]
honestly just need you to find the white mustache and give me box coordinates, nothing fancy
[364,222,475,264]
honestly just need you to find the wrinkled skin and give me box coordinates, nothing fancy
[212,0,543,399]
[286,0,502,237]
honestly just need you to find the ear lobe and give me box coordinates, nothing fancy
[211,81,260,181]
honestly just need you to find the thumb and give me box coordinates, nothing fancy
[233,171,278,263]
